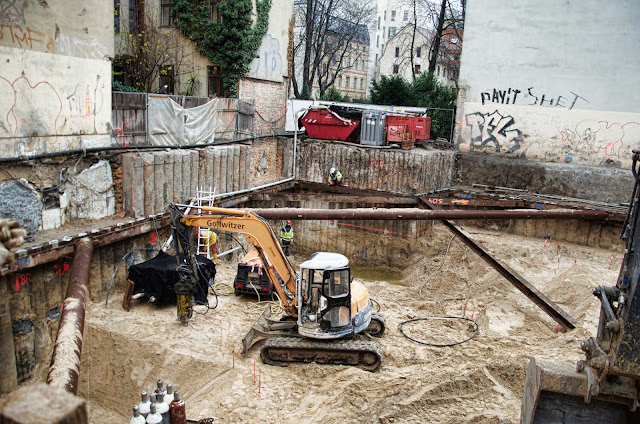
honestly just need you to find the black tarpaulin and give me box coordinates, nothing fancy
[128,251,215,306]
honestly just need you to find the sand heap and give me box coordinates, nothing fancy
[80,225,622,424]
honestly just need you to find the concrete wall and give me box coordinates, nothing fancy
[122,138,291,217]
[0,0,113,159]
[456,0,640,168]
[455,152,635,205]
[247,0,293,83]
[296,141,455,194]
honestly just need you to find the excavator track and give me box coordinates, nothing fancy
[261,336,383,371]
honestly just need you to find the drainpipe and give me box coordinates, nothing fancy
[47,237,93,395]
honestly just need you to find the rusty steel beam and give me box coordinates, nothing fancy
[47,238,93,395]
[249,207,609,221]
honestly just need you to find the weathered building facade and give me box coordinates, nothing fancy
[0,0,114,159]
[456,0,640,170]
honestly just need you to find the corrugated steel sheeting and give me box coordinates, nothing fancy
[296,141,455,194]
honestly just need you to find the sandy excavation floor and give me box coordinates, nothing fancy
[79,224,623,424]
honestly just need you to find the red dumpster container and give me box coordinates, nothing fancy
[386,114,431,140]
[300,107,361,142]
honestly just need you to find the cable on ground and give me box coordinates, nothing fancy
[398,316,479,347]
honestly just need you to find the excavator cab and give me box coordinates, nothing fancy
[296,252,369,339]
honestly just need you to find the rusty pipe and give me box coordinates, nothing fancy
[47,237,93,395]
[248,207,609,221]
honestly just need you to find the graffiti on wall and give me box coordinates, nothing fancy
[480,87,589,110]
[248,34,283,82]
[0,23,52,50]
[54,33,107,60]
[465,110,526,153]
[0,0,28,26]
[559,120,640,162]
[0,74,62,138]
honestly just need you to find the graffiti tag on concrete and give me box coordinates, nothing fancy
[465,110,526,153]
[481,87,588,110]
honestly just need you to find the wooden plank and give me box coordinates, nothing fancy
[0,276,18,394]
[9,270,35,383]
[28,270,51,366]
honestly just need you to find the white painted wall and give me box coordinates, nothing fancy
[247,0,293,82]
[457,0,640,167]
[0,0,113,159]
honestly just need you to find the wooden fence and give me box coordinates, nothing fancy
[110,92,255,147]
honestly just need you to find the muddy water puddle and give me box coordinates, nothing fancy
[349,262,405,285]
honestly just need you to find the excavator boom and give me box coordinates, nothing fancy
[180,206,299,316]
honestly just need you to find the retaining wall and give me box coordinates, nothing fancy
[296,141,456,194]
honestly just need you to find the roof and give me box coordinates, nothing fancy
[300,252,350,270]
[328,15,370,44]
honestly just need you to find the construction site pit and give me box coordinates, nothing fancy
[79,222,622,424]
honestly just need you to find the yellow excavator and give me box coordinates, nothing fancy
[522,151,640,422]
[168,203,385,371]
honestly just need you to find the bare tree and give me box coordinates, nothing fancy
[292,0,375,98]
[114,10,196,93]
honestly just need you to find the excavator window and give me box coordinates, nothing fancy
[323,269,349,298]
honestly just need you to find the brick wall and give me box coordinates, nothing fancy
[239,77,289,135]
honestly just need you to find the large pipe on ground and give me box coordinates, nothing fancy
[47,237,93,395]
[249,207,609,221]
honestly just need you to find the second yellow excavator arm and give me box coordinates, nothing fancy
[180,206,299,316]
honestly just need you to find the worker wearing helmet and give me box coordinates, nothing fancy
[280,220,294,256]
[328,167,342,186]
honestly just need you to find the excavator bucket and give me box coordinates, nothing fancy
[522,358,640,423]
[241,306,297,354]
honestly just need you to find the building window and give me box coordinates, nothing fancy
[377,16,380,30]
[353,78,357,89]
[114,0,120,33]
[384,11,386,20]
[375,53,378,63]
[389,27,396,38]
[210,0,222,23]
[403,10,408,21]
[160,0,173,27]
[437,66,440,76]
[395,47,399,58]
[376,35,379,48]
[416,47,421,58]
[129,0,144,33]
[360,79,363,89]
[338,75,342,87]
[159,65,174,94]
[391,10,396,21]
[208,65,221,97]
[346,76,350,88]
[414,64,421,74]
[393,65,398,74]
[347,57,351,67]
